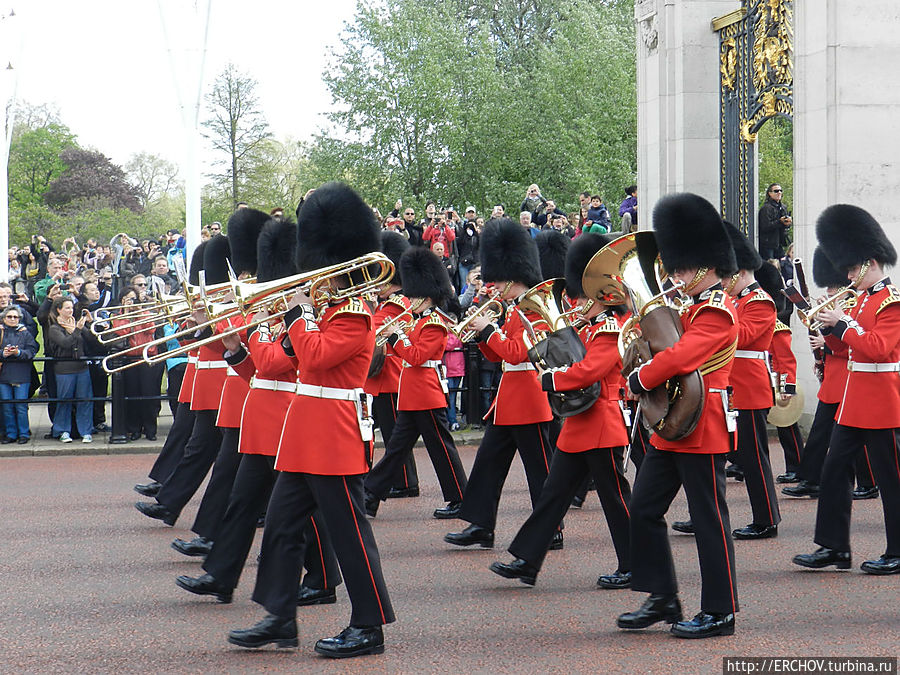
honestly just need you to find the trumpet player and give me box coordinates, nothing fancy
[366,231,420,500]
[444,217,558,550]
[364,246,468,520]
[793,204,900,576]
[489,233,632,589]
[618,193,739,639]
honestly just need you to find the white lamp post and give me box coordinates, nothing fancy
[0,8,22,283]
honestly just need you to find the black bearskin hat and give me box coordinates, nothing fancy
[202,234,231,285]
[816,204,897,272]
[226,207,269,276]
[652,193,737,277]
[754,260,785,313]
[400,246,453,304]
[565,232,615,298]
[188,240,209,286]
[723,220,763,271]
[381,230,410,287]
[535,229,570,281]
[295,182,381,273]
[256,219,298,283]
[480,217,543,289]
[812,245,849,289]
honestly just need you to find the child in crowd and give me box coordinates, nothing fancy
[443,331,466,431]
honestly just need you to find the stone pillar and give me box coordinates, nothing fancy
[635,0,741,216]
[792,0,900,412]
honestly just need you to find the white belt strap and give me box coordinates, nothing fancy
[403,359,443,368]
[734,350,768,360]
[295,381,363,401]
[226,366,238,376]
[251,377,298,392]
[187,355,198,364]
[502,361,536,372]
[196,360,228,370]
[847,361,900,373]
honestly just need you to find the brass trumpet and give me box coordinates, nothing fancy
[797,287,857,332]
[452,295,504,342]
[375,308,415,347]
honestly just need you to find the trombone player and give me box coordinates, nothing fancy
[617,193,740,639]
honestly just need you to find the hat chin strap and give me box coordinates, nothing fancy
[725,272,740,295]
[850,260,871,289]
[683,267,709,294]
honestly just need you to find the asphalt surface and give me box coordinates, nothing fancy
[0,444,897,674]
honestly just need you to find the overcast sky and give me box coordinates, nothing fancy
[7,0,359,169]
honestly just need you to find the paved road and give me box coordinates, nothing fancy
[0,446,896,674]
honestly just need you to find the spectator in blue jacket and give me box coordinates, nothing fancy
[0,307,39,444]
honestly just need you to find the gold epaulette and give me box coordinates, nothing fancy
[700,338,737,375]
[774,320,791,333]
[747,288,776,306]
[691,290,736,324]
[385,293,408,311]
[424,313,450,331]
[877,285,900,314]
[332,298,373,327]
[590,315,620,335]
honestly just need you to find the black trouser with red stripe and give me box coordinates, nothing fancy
[252,471,394,626]
[155,409,222,524]
[458,420,553,532]
[510,446,631,573]
[777,422,804,475]
[573,404,646,504]
[372,392,419,490]
[734,408,781,527]
[191,427,241,541]
[365,408,467,503]
[815,425,900,557]
[629,447,739,615]
[796,401,876,488]
[148,402,195,483]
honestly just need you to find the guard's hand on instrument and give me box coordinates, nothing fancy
[468,313,491,333]
[221,332,241,353]
[780,392,792,402]
[191,306,207,325]
[815,306,844,328]
[809,333,825,350]
[252,308,270,323]
[288,289,313,309]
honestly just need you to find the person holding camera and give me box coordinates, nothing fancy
[0,306,38,444]
[33,256,67,305]
[47,297,94,443]
[757,183,792,260]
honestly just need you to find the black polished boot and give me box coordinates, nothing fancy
[134,501,176,525]
[175,573,233,603]
[549,530,564,551]
[432,501,462,519]
[171,536,213,557]
[616,594,683,629]
[672,520,694,534]
[782,480,819,498]
[444,524,494,548]
[489,558,538,586]
[725,464,744,481]
[387,486,420,499]
[671,611,735,638]
[732,523,778,540]
[776,472,800,484]
[228,614,298,649]
[852,485,879,500]
[860,555,900,575]
[134,481,162,497]
[792,547,851,570]
[297,585,337,606]
[597,570,631,589]
[314,625,384,658]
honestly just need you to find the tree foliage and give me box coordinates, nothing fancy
[43,148,143,212]
[7,123,79,210]
[125,152,181,207]
[314,0,636,214]
[757,117,793,212]
[202,64,272,210]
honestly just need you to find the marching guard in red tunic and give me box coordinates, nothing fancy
[229,183,394,658]
[364,245,468,518]
[783,247,878,499]
[365,231,420,499]
[793,204,900,575]
[618,193,739,639]
[722,222,780,540]
[444,217,557,549]
[490,233,632,588]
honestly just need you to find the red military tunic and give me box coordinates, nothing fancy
[826,279,900,429]
[730,283,776,410]
[769,321,797,395]
[365,294,410,397]
[216,315,250,428]
[231,327,298,456]
[635,287,738,453]
[391,310,450,411]
[276,298,374,475]
[818,336,850,405]
[177,349,198,404]
[479,305,553,425]
[545,313,629,452]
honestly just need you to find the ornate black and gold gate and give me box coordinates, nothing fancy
[714,0,793,239]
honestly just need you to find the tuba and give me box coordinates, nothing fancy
[582,232,704,441]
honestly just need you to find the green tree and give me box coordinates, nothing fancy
[757,117,793,213]
[7,123,79,210]
[202,64,272,210]
[125,152,181,207]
